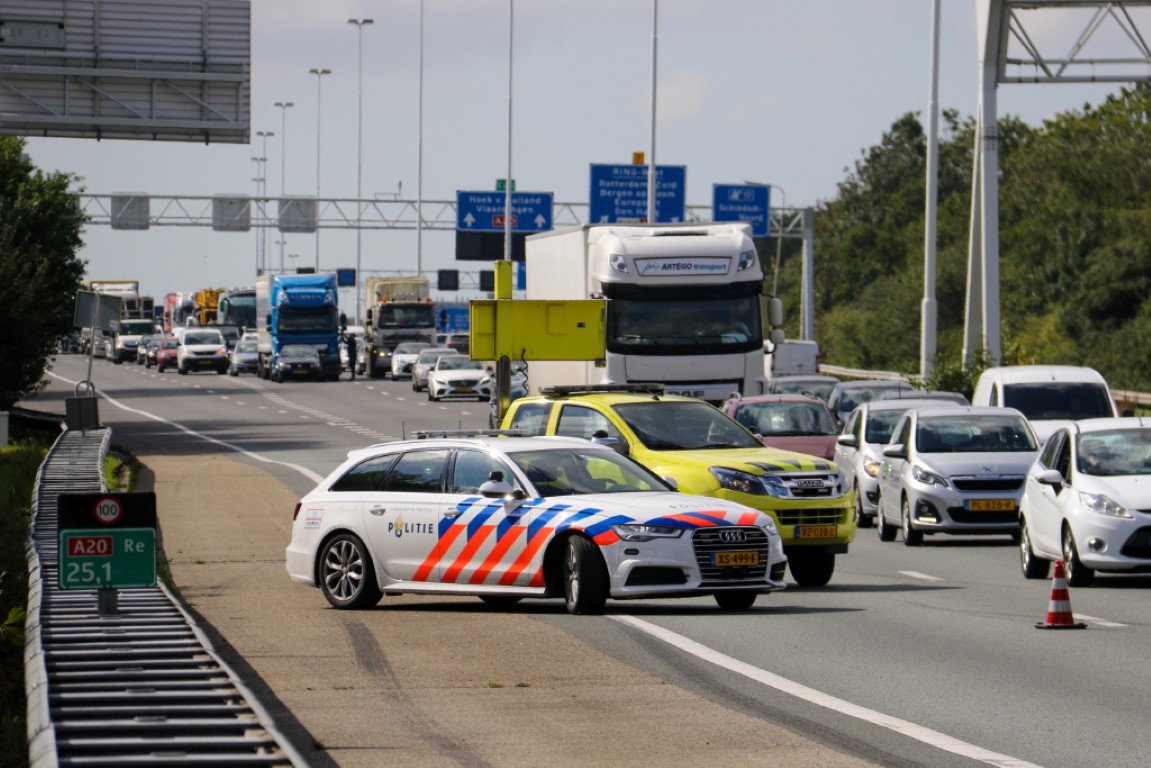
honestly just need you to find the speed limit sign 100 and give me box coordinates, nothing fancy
[93,496,124,525]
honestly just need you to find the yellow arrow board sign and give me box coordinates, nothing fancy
[470,299,606,361]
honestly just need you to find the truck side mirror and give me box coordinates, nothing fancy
[767,297,784,327]
[264,313,271,330]
[340,312,347,327]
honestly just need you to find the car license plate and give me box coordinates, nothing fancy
[796,524,838,539]
[966,499,1015,512]
[457,387,475,394]
[712,551,759,567]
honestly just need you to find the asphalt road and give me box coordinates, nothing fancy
[22,353,1151,767]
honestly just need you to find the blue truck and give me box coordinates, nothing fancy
[255,273,344,381]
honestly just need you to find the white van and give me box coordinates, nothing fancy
[765,339,820,378]
[971,365,1118,444]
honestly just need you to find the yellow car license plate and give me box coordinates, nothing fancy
[796,524,838,539]
[966,499,1015,512]
[712,551,760,567]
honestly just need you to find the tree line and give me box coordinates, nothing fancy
[769,82,1151,394]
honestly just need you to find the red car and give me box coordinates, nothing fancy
[721,393,839,460]
[153,336,179,373]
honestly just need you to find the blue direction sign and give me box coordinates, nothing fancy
[589,164,686,224]
[713,183,771,237]
[456,191,553,233]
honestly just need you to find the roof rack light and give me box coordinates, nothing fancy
[410,428,526,440]
[538,383,665,397]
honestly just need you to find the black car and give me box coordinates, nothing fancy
[275,344,322,383]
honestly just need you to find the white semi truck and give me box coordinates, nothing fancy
[524,223,772,403]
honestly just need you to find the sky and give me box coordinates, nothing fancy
[22,0,1146,317]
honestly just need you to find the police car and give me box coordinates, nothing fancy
[285,431,787,614]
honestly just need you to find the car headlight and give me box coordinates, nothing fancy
[1078,491,1133,518]
[863,458,882,478]
[911,464,949,488]
[611,524,684,542]
[711,467,771,496]
[215,348,227,357]
[480,375,492,385]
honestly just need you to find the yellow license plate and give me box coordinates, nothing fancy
[966,499,1015,511]
[712,551,760,567]
[796,525,838,539]
[457,387,475,393]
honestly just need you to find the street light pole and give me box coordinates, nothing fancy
[273,101,294,274]
[309,67,332,272]
[250,157,265,275]
[255,130,274,274]
[347,18,373,325]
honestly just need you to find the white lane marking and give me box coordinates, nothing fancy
[1074,613,1127,628]
[48,372,324,484]
[611,615,1041,768]
[899,570,945,582]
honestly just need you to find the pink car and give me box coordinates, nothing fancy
[721,394,839,460]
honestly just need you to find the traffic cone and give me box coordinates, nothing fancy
[1035,560,1087,629]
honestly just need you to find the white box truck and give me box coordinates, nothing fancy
[524,223,770,403]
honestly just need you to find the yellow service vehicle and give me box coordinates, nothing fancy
[501,385,856,587]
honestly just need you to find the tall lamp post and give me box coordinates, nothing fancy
[347,18,373,325]
[250,157,265,275]
[309,67,332,272]
[273,101,295,274]
[255,130,274,274]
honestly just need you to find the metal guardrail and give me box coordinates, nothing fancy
[24,427,307,767]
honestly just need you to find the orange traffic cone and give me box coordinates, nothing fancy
[1035,560,1087,629]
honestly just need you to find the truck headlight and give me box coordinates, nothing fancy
[611,524,683,542]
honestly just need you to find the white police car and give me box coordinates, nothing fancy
[286,432,787,614]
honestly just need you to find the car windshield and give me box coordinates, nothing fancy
[613,401,764,450]
[771,379,837,401]
[509,448,671,496]
[215,326,241,341]
[395,342,431,354]
[734,402,836,436]
[1002,382,1113,420]
[437,357,482,371]
[418,349,452,364]
[864,410,908,444]
[236,341,257,353]
[915,414,1037,453]
[838,384,909,412]
[184,332,222,345]
[1077,429,1151,476]
[162,339,179,349]
[281,345,319,360]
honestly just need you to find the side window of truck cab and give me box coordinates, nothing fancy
[506,402,554,436]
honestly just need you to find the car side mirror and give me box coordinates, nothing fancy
[837,434,858,448]
[1037,468,1064,490]
[882,444,906,459]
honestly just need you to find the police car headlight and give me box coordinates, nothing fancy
[611,524,683,542]
[711,467,772,496]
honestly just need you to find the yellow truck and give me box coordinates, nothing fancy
[193,288,226,326]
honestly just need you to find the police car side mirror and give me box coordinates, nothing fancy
[479,478,516,498]
[662,476,679,491]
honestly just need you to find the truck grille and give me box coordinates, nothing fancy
[776,508,847,526]
[692,527,770,584]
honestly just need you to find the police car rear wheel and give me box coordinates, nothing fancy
[319,534,382,609]
[564,536,608,615]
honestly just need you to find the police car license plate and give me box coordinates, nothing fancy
[796,525,838,539]
[712,551,759,567]
[966,499,1015,512]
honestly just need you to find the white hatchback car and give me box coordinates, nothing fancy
[835,398,962,529]
[390,341,432,379]
[411,347,456,392]
[876,406,1039,545]
[1019,418,1151,586]
[285,433,787,614]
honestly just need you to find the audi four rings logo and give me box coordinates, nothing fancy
[719,529,746,544]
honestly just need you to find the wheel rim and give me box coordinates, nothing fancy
[1021,526,1032,569]
[323,539,364,601]
[1063,529,1077,577]
[566,541,580,605]
[902,500,911,537]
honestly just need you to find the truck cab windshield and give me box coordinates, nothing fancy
[278,307,339,333]
[607,294,761,356]
[378,304,435,327]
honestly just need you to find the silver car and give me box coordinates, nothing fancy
[826,379,915,427]
[835,398,962,528]
[876,406,1039,545]
[411,347,456,392]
